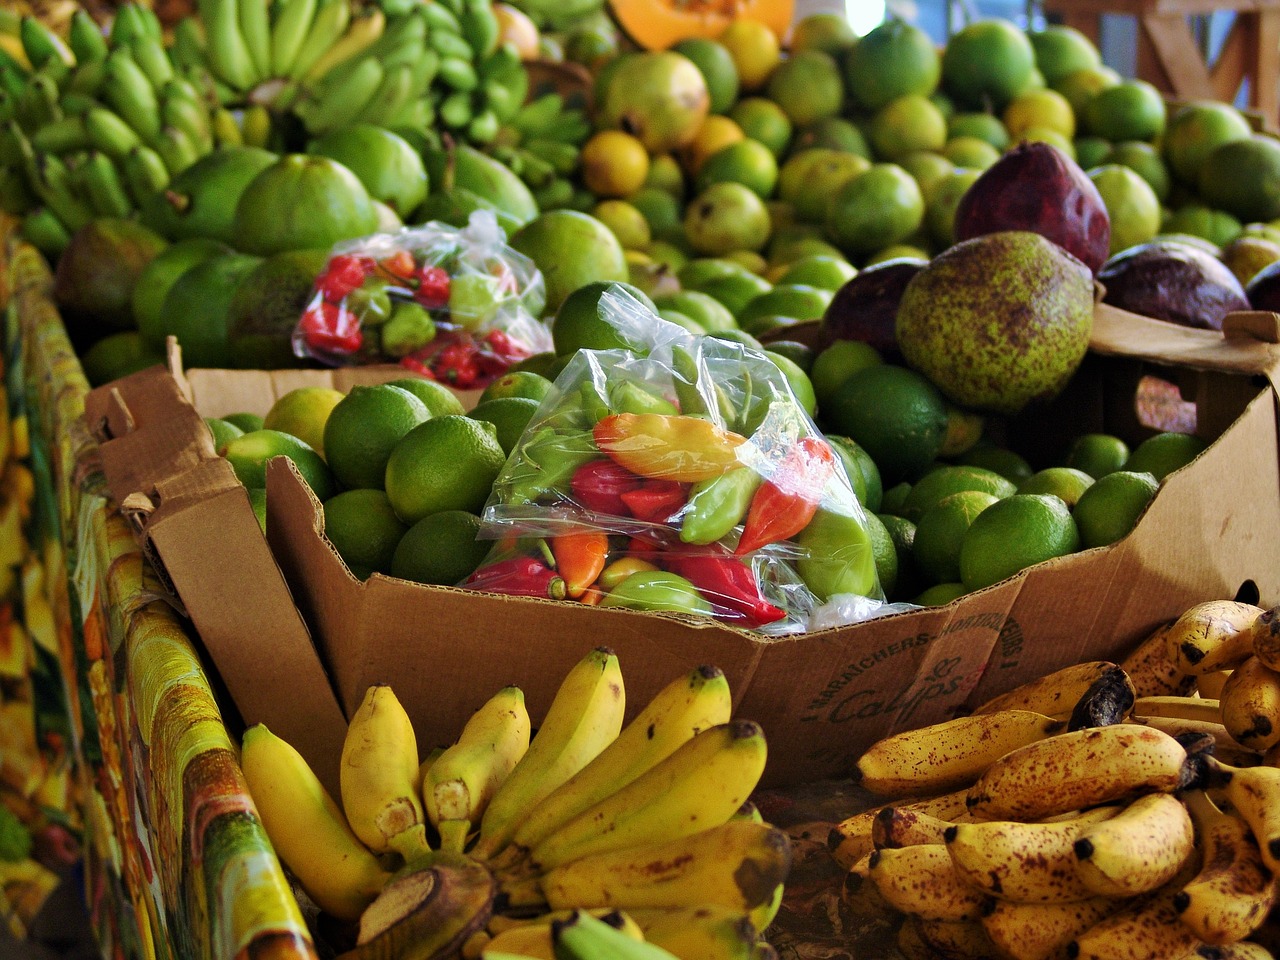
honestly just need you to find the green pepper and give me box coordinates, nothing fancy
[579,380,612,425]
[346,277,392,326]
[610,380,678,416]
[671,344,736,423]
[598,570,712,616]
[795,507,879,602]
[679,467,762,546]
[503,427,600,505]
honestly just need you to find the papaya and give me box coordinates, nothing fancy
[608,0,792,50]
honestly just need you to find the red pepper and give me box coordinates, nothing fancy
[661,542,785,628]
[571,460,643,516]
[431,340,480,387]
[463,555,566,599]
[736,436,836,555]
[298,301,363,355]
[619,478,689,524]
[398,356,437,379]
[315,254,373,301]
[415,264,451,308]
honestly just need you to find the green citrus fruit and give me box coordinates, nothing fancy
[390,510,490,585]
[323,488,408,580]
[1072,469,1159,547]
[323,384,431,490]
[384,415,507,522]
[959,492,1080,590]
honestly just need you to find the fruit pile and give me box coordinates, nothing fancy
[830,598,1280,957]
[242,647,789,958]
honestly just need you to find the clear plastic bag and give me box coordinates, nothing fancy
[468,286,886,635]
[292,211,552,388]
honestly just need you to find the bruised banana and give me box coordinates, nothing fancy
[1067,870,1205,960]
[1218,655,1280,751]
[972,661,1126,719]
[872,805,957,849]
[1205,756,1280,873]
[828,787,973,870]
[1166,600,1265,676]
[1122,619,1196,697]
[909,915,1000,959]
[1122,716,1258,768]
[1072,792,1195,897]
[979,895,1128,960]
[473,647,625,860]
[1250,603,1280,671]
[944,805,1119,904]
[1173,789,1277,946]
[340,683,429,859]
[965,724,1193,822]
[854,708,1067,797]
[867,843,987,922]
[425,685,530,853]
[240,723,388,922]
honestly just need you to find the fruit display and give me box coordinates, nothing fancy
[241,646,788,958]
[828,597,1280,957]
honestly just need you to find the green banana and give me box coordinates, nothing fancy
[33,153,95,233]
[358,63,415,128]
[103,48,161,142]
[84,106,143,158]
[240,0,272,82]
[31,115,89,154]
[532,177,574,211]
[0,65,25,101]
[460,5,500,58]
[0,166,34,216]
[66,59,107,96]
[287,0,349,80]
[109,4,151,47]
[537,111,592,145]
[19,205,71,257]
[420,2,463,35]
[523,138,580,175]
[512,93,564,138]
[16,72,61,131]
[437,56,478,92]
[301,7,384,84]
[467,108,499,145]
[80,150,135,217]
[199,0,258,90]
[121,144,170,203]
[161,87,213,152]
[58,93,99,117]
[407,47,439,95]
[438,89,473,129]
[20,17,74,72]
[430,29,473,60]
[297,55,383,134]
[210,106,242,145]
[365,10,426,62]
[512,149,555,188]
[170,19,208,74]
[127,34,174,89]
[0,118,24,165]
[386,96,434,132]
[240,103,271,148]
[551,911,680,960]
[268,0,316,77]
[68,10,109,65]
[155,124,201,175]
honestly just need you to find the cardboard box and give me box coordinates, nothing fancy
[90,306,1280,788]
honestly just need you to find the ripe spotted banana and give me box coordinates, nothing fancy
[1249,603,1280,671]
[1219,656,1280,751]
[1206,757,1280,873]
[965,724,1192,822]
[550,910,679,960]
[979,895,1127,960]
[872,805,957,849]
[1132,695,1224,724]
[867,844,987,922]
[855,709,1067,797]
[1121,619,1196,697]
[627,905,766,960]
[909,915,999,958]
[1123,716,1258,769]
[1072,792,1196,897]
[828,787,972,870]
[1067,874,1205,960]
[971,661,1127,718]
[1166,601,1265,676]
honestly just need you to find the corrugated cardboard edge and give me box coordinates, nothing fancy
[83,365,348,796]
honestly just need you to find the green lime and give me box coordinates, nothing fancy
[1016,466,1095,508]
[1072,469,1160,548]
[223,412,265,433]
[880,481,913,516]
[865,510,898,599]
[898,465,1016,522]
[222,429,334,500]
[1064,432,1131,479]
[552,280,656,356]
[1122,431,1208,480]
[247,486,267,534]
[478,370,555,405]
[323,384,432,491]
[959,493,1081,591]
[878,512,922,601]
[206,417,244,454]
[390,510,490,586]
[262,386,346,459]
[913,582,968,606]
[913,489,1001,585]
[467,397,540,456]
[957,444,1035,483]
[810,340,884,411]
[828,434,883,512]
[323,489,408,580]
[384,415,507,523]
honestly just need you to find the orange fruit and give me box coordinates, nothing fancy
[1003,87,1076,140]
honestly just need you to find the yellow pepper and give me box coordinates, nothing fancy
[592,413,746,484]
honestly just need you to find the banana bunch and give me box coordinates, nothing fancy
[488,91,594,212]
[0,3,230,258]
[830,599,1280,959]
[240,648,790,960]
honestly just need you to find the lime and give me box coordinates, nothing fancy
[825,163,926,259]
[789,13,858,56]
[247,486,267,533]
[828,434,883,512]
[79,331,165,387]
[914,489,1001,585]
[843,18,940,111]
[593,199,651,251]
[1072,469,1159,548]
[810,340,884,410]
[223,429,334,500]
[728,97,794,157]
[696,139,779,199]
[552,280,657,356]
[865,510,898,598]
[943,136,1001,170]
[1054,64,1121,119]
[1104,140,1172,203]
[763,350,816,417]
[467,397,540,456]
[869,94,949,161]
[384,415,507,523]
[386,376,467,418]
[479,370,555,405]
[766,49,844,128]
[1064,432,1130,479]
[1122,431,1208,480]
[1003,87,1076,140]
[672,37,740,115]
[1083,78,1166,142]
[959,493,1081,591]
[880,481,913,516]
[1197,135,1280,222]
[942,19,1037,110]
[1090,164,1161,256]
[913,582,968,605]
[898,464,1016,522]
[1029,25,1102,86]
[947,112,1011,150]
[390,510,491,586]
[263,386,346,459]
[940,404,985,459]
[323,488,408,580]
[878,512,922,600]
[1016,466,1095,508]
[1163,100,1254,185]
[323,384,431,491]
[716,19,780,92]
[957,444,1034,483]
[223,412,265,433]
[205,417,244,454]
[776,255,856,291]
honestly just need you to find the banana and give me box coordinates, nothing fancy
[1198,671,1234,700]
[298,55,382,134]
[240,723,389,922]
[1219,656,1280,751]
[522,139,580,177]
[1206,757,1280,873]
[1251,604,1280,671]
[424,685,530,854]
[430,28,474,60]
[1173,789,1277,946]
[965,724,1193,822]
[1067,878,1205,960]
[628,906,766,960]
[439,89,475,130]
[126,34,174,89]
[525,719,768,874]
[841,850,895,921]
[972,662,1127,718]
[511,92,563,138]
[1167,601,1265,677]
[979,895,1128,960]
[18,205,71,257]
[32,153,93,232]
[109,4,153,48]
[161,87,213,153]
[438,56,479,92]
[0,165,33,215]
[473,647,625,861]
[30,116,88,154]
[872,805,958,849]
[68,10,108,66]
[154,125,201,175]
[239,0,271,82]
[103,48,161,143]
[302,8,385,83]
[1072,792,1196,897]
[538,821,791,913]
[829,788,974,870]
[16,71,59,132]
[121,144,169,203]
[506,664,733,858]
[19,17,73,72]
[80,150,134,218]
[549,910,678,960]
[867,843,987,922]
[910,915,1000,959]
[288,0,349,80]
[1123,619,1198,697]
[482,923,556,958]
[240,103,271,148]
[1134,695,1225,723]
[944,805,1119,904]
[1124,715,1261,769]
[364,10,428,67]
[855,709,1067,797]
[421,0,463,34]
[269,0,316,77]
[170,18,208,74]
[340,683,429,860]
[199,0,258,90]
[1194,944,1280,959]
[357,63,415,129]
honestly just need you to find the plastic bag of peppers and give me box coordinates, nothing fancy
[466,286,888,635]
[292,211,552,388]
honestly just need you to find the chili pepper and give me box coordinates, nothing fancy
[315,253,373,301]
[736,436,837,555]
[504,428,600,505]
[579,380,612,425]
[679,467,762,546]
[577,585,605,606]
[415,264,451,308]
[794,507,878,602]
[670,344,734,423]
[551,530,609,598]
[598,555,659,591]
[298,300,362,356]
[377,249,417,281]
[463,555,566,600]
[661,542,786,628]
[598,570,712,616]
[613,380,679,417]
[619,478,688,524]
[570,460,643,516]
[398,356,437,379]
[593,413,746,483]
[432,340,480,387]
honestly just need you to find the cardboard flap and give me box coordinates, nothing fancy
[1090,304,1280,380]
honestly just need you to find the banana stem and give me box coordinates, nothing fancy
[438,819,471,856]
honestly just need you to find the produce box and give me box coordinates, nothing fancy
[89,306,1280,788]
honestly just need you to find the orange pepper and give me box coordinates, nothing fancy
[593,413,746,484]
[598,556,659,591]
[551,530,610,599]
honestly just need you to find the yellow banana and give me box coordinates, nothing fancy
[1123,716,1258,768]
[1133,695,1224,724]
[1166,600,1265,677]
[1173,789,1277,946]
[240,723,389,922]
[506,664,733,857]
[302,8,385,84]
[867,843,987,922]
[1207,757,1280,873]
[482,924,557,958]
[978,895,1128,960]
[965,724,1192,822]
[1194,943,1279,959]
[538,821,790,913]
[628,905,766,960]
[549,910,675,960]
[855,709,1067,797]
[1219,656,1280,751]
[841,851,893,920]
[829,788,973,870]
[944,805,1119,904]
[240,103,272,149]
[424,685,530,854]
[972,661,1127,718]
[1197,670,1234,700]
[340,684,429,860]
[1121,619,1196,697]
[1249,603,1280,671]
[910,915,1000,958]
[473,647,625,861]
[1072,792,1196,897]
[872,805,957,849]
[527,719,768,873]
[1067,877,1204,960]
